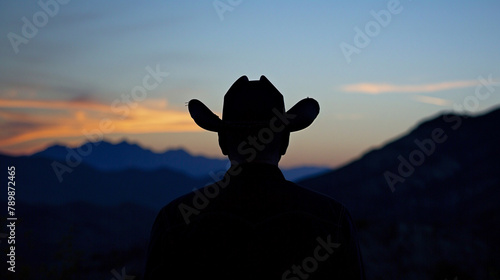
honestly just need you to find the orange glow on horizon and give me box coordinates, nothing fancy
[0,97,201,155]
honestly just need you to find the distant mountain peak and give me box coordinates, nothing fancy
[91,139,144,149]
[30,139,330,182]
[31,139,227,177]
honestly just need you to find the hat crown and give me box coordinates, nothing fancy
[222,76,285,124]
[187,75,319,133]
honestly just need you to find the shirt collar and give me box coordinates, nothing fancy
[229,162,286,181]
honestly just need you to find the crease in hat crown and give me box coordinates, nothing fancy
[188,75,320,133]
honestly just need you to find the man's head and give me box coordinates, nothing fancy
[188,75,320,165]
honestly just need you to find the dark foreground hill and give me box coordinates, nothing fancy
[299,107,500,279]
[0,154,207,210]
[0,202,156,279]
[0,155,205,278]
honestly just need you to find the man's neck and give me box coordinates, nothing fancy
[228,155,280,166]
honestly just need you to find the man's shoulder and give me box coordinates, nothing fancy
[279,178,345,205]
[155,188,200,224]
[155,174,350,227]
[281,179,350,216]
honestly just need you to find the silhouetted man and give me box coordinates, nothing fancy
[144,76,365,279]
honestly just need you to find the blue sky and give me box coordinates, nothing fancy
[1,0,499,167]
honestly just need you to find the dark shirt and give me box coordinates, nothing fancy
[144,163,365,279]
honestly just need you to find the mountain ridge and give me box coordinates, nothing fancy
[31,140,330,181]
[31,140,227,177]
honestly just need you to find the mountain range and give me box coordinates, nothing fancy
[31,140,330,182]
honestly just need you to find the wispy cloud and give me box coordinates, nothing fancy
[0,97,199,154]
[0,98,110,112]
[340,80,478,95]
[412,95,452,106]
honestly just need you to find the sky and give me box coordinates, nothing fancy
[1,0,499,168]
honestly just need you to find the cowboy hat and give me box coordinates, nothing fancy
[188,75,319,132]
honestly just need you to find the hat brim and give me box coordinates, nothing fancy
[188,98,319,133]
